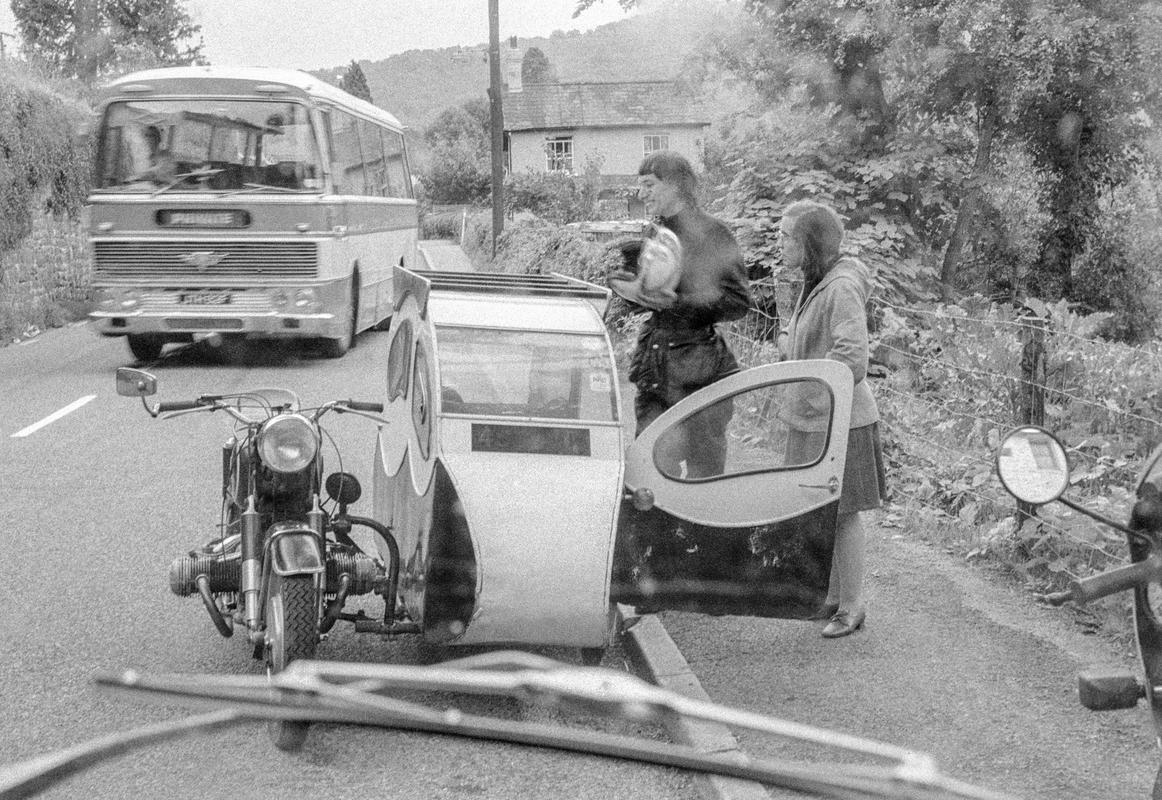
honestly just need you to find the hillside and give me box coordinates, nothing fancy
[317,0,742,141]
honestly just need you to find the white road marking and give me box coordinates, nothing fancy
[11,395,97,438]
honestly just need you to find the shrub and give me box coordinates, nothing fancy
[0,63,93,252]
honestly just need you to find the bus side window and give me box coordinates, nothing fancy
[331,109,366,195]
[383,131,410,199]
[358,119,389,197]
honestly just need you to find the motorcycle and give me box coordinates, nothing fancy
[995,425,1162,797]
[0,650,1017,800]
[114,367,403,746]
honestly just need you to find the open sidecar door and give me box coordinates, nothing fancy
[616,359,855,618]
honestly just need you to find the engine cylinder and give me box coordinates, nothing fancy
[168,549,380,597]
[169,553,240,596]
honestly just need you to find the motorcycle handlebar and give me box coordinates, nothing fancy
[1051,553,1162,605]
[345,400,384,413]
[155,400,201,413]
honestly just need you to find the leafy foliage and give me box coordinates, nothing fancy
[504,163,602,225]
[0,64,92,252]
[12,0,204,81]
[417,98,491,204]
[339,60,373,103]
[876,294,1162,603]
[520,47,556,84]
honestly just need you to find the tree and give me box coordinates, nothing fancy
[521,47,556,84]
[418,97,491,204]
[423,97,490,150]
[12,0,204,81]
[340,60,373,103]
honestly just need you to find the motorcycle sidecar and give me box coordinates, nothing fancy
[373,266,858,647]
[373,268,624,648]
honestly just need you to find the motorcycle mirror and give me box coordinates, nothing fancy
[995,425,1070,505]
[116,367,158,398]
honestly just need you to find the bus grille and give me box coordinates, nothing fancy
[93,241,318,280]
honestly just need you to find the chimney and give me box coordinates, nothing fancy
[502,36,524,93]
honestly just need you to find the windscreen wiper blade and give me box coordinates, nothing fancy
[0,710,241,800]
[85,652,1018,800]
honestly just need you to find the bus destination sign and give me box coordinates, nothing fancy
[157,210,251,228]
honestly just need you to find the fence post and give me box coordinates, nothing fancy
[1016,310,1047,525]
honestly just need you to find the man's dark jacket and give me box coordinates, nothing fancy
[629,206,751,427]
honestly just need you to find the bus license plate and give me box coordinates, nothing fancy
[178,292,231,305]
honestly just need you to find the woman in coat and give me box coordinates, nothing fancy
[778,199,886,638]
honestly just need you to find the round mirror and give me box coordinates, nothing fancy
[995,426,1070,505]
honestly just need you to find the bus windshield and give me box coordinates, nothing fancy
[436,327,618,422]
[95,100,323,192]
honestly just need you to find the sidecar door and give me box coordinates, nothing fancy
[617,359,855,618]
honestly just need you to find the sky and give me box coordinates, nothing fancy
[0,1,642,71]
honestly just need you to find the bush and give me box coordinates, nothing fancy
[0,63,95,345]
[504,166,602,225]
[0,63,93,252]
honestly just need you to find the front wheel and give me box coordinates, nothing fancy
[126,334,164,362]
[265,574,318,751]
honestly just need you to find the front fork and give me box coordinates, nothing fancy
[239,492,327,639]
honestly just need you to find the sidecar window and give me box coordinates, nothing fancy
[386,319,413,402]
[653,378,833,481]
[412,345,431,459]
[434,326,617,422]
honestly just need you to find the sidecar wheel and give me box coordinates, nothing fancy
[265,575,318,752]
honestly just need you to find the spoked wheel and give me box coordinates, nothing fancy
[265,574,319,751]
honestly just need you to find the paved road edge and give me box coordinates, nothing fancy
[618,605,771,800]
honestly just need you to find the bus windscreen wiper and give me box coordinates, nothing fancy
[20,650,1016,800]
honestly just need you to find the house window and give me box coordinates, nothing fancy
[643,134,669,157]
[545,137,573,172]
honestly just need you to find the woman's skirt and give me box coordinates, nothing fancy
[786,422,887,515]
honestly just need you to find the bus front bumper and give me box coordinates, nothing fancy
[89,284,351,339]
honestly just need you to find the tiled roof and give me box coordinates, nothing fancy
[503,81,710,132]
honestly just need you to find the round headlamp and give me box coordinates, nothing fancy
[257,414,319,473]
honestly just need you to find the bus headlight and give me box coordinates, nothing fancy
[257,414,319,473]
[119,291,141,310]
[293,288,320,312]
[270,289,289,308]
[95,288,117,310]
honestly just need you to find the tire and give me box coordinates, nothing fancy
[265,574,318,751]
[579,647,605,667]
[1153,761,1162,800]
[319,283,357,359]
[126,335,164,362]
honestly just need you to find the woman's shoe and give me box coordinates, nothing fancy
[821,609,865,639]
[807,602,839,621]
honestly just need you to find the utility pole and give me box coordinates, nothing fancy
[487,0,505,256]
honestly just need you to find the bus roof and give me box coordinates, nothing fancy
[98,66,404,130]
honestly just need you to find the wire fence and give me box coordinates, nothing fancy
[721,285,1162,585]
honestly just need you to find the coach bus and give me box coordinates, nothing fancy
[87,66,418,361]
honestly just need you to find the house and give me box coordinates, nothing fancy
[502,59,712,216]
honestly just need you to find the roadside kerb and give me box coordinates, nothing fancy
[618,605,772,800]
